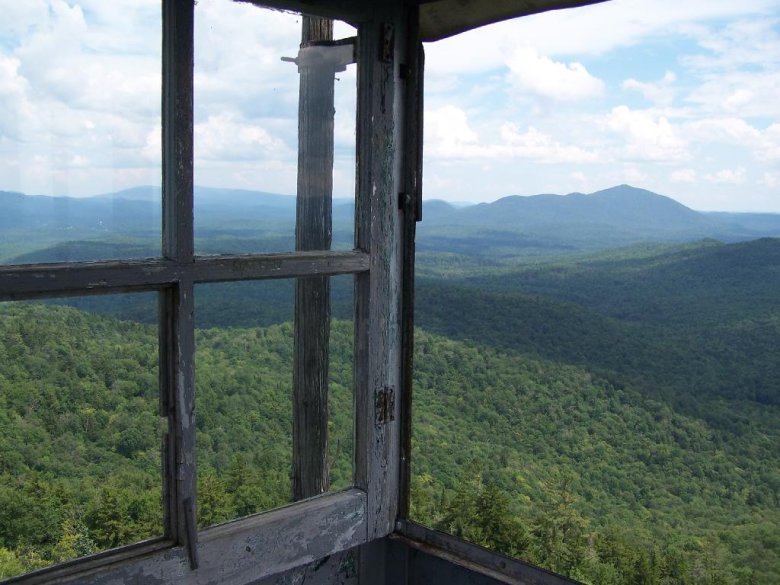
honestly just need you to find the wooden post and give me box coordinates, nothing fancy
[292,15,335,501]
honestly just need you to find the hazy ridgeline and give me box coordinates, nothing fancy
[1,185,778,583]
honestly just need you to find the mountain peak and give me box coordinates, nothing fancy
[590,184,674,199]
[420,185,713,241]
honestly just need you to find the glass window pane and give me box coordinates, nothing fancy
[0,2,162,265]
[193,1,356,255]
[412,5,780,583]
[194,275,353,528]
[0,293,162,579]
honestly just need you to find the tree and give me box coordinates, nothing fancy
[531,472,588,576]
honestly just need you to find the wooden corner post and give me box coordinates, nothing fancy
[292,15,336,501]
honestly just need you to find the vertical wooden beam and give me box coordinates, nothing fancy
[293,15,335,501]
[354,6,404,541]
[161,0,196,566]
[398,6,424,520]
[162,0,194,264]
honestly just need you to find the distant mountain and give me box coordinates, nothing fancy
[0,186,358,230]
[704,210,780,237]
[419,184,780,255]
[0,189,158,232]
[428,185,708,230]
[4,184,780,264]
[0,186,357,263]
[94,185,293,206]
[420,199,458,221]
[93,186,161,202]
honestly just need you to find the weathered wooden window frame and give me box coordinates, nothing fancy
[0,1,410,583]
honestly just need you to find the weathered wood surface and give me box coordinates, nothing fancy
[162,0,194,266]
[417,0,609,42]
[251,548,358,585]
[0,251,369,300]
[353,7,404,540]
[161,0,196,563]
[398,5,424,520]
[10,490,367,585]
[2,2,415,584]
[293,15,336,502]
[394,522,585,585]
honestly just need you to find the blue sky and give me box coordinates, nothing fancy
[423,0,780,211]
[0,0,779,211]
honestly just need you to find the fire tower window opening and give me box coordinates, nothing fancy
[0,1,410,583]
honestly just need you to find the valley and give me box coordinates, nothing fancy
[0,185,778,583]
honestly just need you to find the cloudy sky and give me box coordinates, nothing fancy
[1,0,779,211]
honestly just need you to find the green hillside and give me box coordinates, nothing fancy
[457,238,780,329]
[417,239,780,410]
[4,184,780,264]
[409,238,780,583]
[411,329,779,584]
[0,304,353,579]
[0,303,777,583]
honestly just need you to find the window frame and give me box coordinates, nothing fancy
[0,1,411,583]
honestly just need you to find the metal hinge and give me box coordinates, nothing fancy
[376,386,396,425]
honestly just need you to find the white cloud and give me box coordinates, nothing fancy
[761,171,780,187]
[671,168,698,183]
[687,117,762,145]
[605,106,689,161]
[425,105,480,158]
[0,0,162,195]
[682,18,780,71]
[425,106,599,164]
[703,167,747,184]
[669,169,698,183]
[506,48,604,102]
[13,1,160,115]
[1,0,778,212]
[622,71,677,106]
[762,123,780,160]
[686,118,780,161]
[143,124,161,163]
[499,124,600,163]
[423,0,780,74]
[0,0,312,196]
[687,70,780,117]
[622,166,648,186]
[0,56,27,98]
[681,18,780,118]
[195,112,291,162]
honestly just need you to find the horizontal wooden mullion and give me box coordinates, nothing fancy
[191,250,369,283]
[11,489,367,585]
[0,261,172,300]
[0,251,369,300]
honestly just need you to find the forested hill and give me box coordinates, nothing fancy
[424,185,708,231]
[451,237,780,328]
[415,239,780,411]
[2,185,779,583]
[46,239,780,411]
[3,185,780,264]
[417,185,780,254]
[0,303,777,583]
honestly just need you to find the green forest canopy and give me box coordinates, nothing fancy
[0,298,778,583]
[1,238,779,584]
